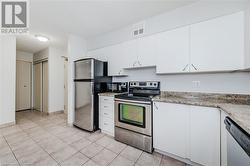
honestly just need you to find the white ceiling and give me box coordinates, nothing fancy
[17,0,198,53]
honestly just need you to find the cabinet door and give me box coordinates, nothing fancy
[190,106,220,166]
[121,39,138,68]
[190,12,244,72]
[156,26,190,73]
[220,111,228,166]
[105,44,127,76]
[153,102,189,158]
[137,35,157,67]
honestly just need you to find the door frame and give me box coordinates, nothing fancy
[33,59,48,112]
[64,57,68,114]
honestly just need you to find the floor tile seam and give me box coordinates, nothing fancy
[17,119,61,166]
[106,144,129,166]
[3,135,21,166]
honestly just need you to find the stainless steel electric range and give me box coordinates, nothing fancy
[114,81,160,153]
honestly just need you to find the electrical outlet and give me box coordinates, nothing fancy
[192,81,201,88]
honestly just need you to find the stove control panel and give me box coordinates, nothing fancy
[129,81,160,88]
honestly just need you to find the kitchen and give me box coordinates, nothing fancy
[0,0,250,166]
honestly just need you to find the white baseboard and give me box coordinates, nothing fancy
[0,121,16,129]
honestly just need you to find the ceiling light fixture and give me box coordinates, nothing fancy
[35,35,49,42]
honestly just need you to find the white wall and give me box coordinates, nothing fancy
[0,36,16,126]
[114,68,250,95]
[16,50,33,62]
[33,48,49,62]
[67,35,87,124]
[48,47,65,113]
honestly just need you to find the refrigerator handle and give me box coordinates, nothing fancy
[91,82,94,94]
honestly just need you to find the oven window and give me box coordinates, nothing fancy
[119,103,145,128]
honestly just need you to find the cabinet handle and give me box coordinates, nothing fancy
[191,64,198,71]
[104,123,108,125]
[133,61,137,67]
[154,103,158,110]
[182,64,189,71]
[104,113,108,115]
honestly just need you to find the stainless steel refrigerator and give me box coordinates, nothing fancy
[74,58,111,131]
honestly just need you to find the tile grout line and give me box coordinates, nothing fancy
[20,117,62,166]
[3,135,21,166]
[105,141,128,166]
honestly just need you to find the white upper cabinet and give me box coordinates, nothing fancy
[106,44,127,76]
[190,106,220,166]
[137,35,157,67]
[156,26,190,73]
[88,11,245,74]
[121,39,138,68]
[190,12,245,72]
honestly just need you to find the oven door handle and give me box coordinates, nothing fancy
[114,98,151,105]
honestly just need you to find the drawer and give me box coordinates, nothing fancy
[102,109,114,119]
[102,117,114,134]
[100,96,114,104]
[100,102,114,111]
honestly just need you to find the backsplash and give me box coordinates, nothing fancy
[113,67,250,95]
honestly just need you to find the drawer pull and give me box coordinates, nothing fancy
[104,113,108,115]
[104,106,108,108]
[104,123,108,125]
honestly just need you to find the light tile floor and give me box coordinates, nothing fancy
[0,110,188,166]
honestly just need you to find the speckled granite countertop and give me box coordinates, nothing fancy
[98,92,126,97]
[153,91,250,134]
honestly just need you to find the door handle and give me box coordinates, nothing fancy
[182,64,189,71]
[191,64,198,71]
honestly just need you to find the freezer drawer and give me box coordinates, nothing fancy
[74,81,94,131]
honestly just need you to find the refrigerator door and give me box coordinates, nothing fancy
[74,81,94,131]
[75,59,94,80]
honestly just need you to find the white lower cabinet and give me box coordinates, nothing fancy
[153,102,189,159]
[189,105,220,166]
[153,102,220,166]
[99,96,115,136]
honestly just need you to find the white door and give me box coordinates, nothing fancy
[42,61,48,113]
[64,59,68,114]
[153,102,189,159]
[156,26,190,73]
[190,106,220,166]
[34,63,42,111]
[107,44,127,76]
[137,35,157,67]
[16,60,31,111]
[190,12,244,72]
[121,39,138,68]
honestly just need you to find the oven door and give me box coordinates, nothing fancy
[115,99,152,136]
